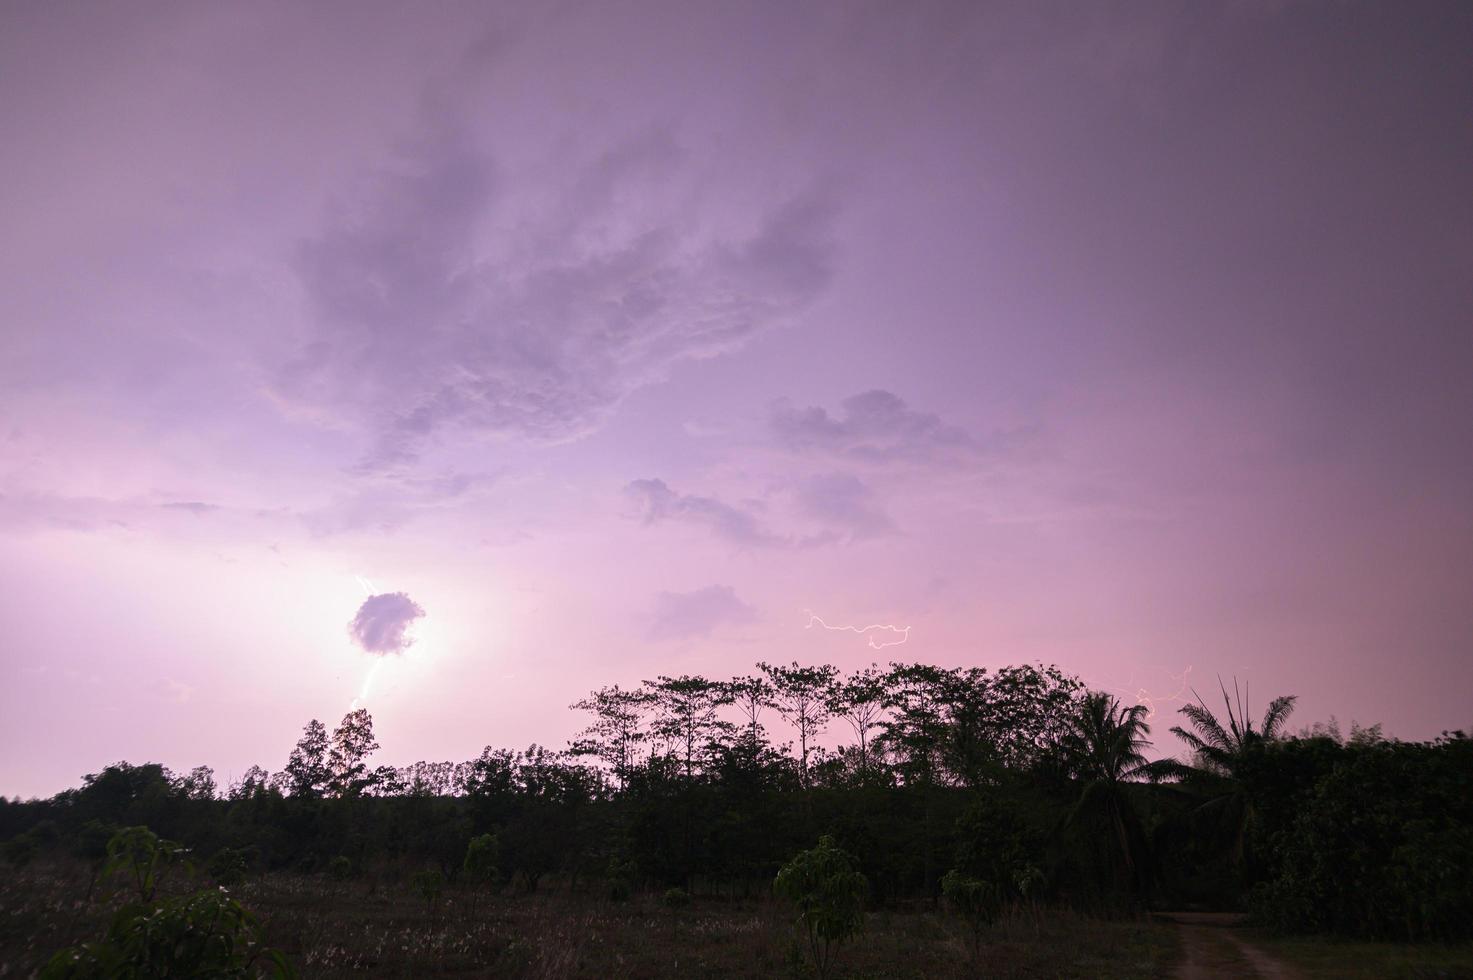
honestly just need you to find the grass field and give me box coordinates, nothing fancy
[1254,932,1473,980]
[1,861,1174,978]
[7,861,1473,978]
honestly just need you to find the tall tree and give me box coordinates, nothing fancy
[327,709,380,798]
[569,684,653,789]
[1172,679,1298,776]
[646,675,734,778]
[826,665,889,774]
[283,719,330,798]
[760,662,838,788]
[1165,678,1298,872]
[729,674,776,748]
[1062,691,1155,897]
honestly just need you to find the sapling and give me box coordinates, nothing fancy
[774,836,868,980]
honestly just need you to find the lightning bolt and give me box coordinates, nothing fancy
[349,575,382,710]
[1108,664,1194,719]
[804,611,911,650]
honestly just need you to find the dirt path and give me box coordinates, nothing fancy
[1156,913,1301,980]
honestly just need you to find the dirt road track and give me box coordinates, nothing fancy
[1157,912,1301,980]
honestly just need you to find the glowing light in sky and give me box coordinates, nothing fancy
[804,611,911,650]
[1109,664,1194,719]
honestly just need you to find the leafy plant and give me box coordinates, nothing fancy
[326,856,353,881]
[412,869,445,913]
[40,888,295,978]
[462,833,500,910]
[774,835,867,980]
[941,869,1000,962]
[103,826,189,902]
[207,847,249,887]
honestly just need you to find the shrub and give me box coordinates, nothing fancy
[208,847,250,887]
[412,869,445,913]
[326,856,353,881]
[941,869,1000,961]
[103,827,189,902]
[661,886,690,909]
[40,888,295,979]
[774,836,868,980]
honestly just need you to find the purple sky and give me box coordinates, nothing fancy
[2,2,1470,798]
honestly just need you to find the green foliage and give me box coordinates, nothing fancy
[1248,733,1473,941]
[774,835,868,979]
[941,868,1000,959]
[606,856,637,901]
[462,832,500,885]
[207,847,249,887]
[661,886,691,909]
[103,826,189,902]
[412,869,445,912]
[326,855,353,881]
[40,888,294,979]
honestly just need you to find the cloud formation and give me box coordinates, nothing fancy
[347,592,426,655]
[284,111,837,470]
[793,473,895,540]
[626,478,784,549]
[649,585,756,641]
[770,390,977,463]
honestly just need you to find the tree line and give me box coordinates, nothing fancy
[3,661,1469,942]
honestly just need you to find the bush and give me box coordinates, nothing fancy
[774,836,867,980]
[326,856,353,881]
[40,889,294,979]
[412,869,445,913]
[208,847,250,887]
[941,869,1000,960]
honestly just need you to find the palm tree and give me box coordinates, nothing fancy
[1172,678,1297,776]
[1063,691,1155,896]
[1164,677,1297,873]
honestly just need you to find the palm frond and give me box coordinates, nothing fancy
[1260,694,1298,740]
[1178,700,1234,753]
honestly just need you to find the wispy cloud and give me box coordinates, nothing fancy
[626,478,785,549]
[280,106,838,471]
[770,389,986,464]
[649,585,756,641]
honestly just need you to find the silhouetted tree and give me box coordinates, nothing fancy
[760,662,837,788]
[570,684,653,788]
[645,675,734,778]
[327,709,379,798]
[1062,691,1154,897]
[826,665,888,774]
[283,720,330,799]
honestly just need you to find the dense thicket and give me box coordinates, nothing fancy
[2,662,1468,943]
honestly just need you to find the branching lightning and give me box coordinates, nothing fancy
[1109,664,1194,719]
[804,611,911,650]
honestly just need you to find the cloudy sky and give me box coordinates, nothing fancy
[2,1,1470,797]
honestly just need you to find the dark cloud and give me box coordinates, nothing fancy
[284,111,837,470]
[625,478,783,549]
[770,390,978,463]
[347,592,425,655]
[793,473,895,540]
[649,585,756,641]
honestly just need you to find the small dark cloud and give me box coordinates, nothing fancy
[626,478,785,548]
[347,592,426,655]
[794,472,895,540]
[770,389,977,463]
[649,585,756,641]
